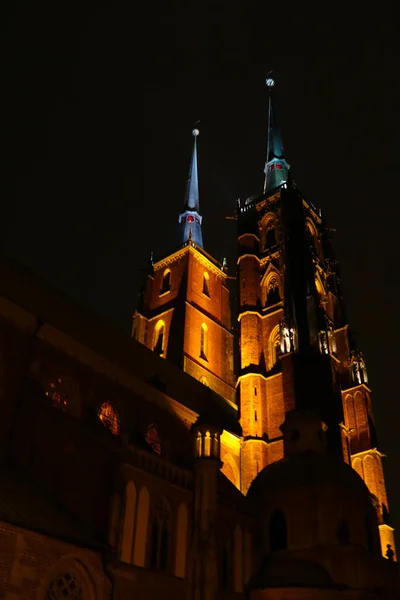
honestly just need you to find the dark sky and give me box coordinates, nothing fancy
[3,2,400,543]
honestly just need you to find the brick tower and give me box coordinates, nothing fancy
[236,78,395,556]
[133,129,236,407]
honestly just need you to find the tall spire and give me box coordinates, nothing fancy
[178,129,203,248]
[263,76,290,193]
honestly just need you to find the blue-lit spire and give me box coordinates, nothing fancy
[263,77,290,193]
[178,129,203,248]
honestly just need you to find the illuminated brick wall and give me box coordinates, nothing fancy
[135,243,236,407]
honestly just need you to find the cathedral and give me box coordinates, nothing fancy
[0,82,398,600]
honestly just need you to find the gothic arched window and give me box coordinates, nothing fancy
[146,423,161,455]
[266,225,277,248]
[200,375,209,387]
[150,497,171,571]
[200,323,208,360]
[266,277,281,306]
[98,401,120,435]
[45,377,67,411]
[268,325,281,370]
[202,272,210,297]
[269,510,287,551]
[154,320,165,356]
[160,270,171,294]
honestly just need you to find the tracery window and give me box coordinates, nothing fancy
[268,325,281,370]
[45,377,67,411]
[266,225,277,247]
[47,572,83,600]
[146,423,161,455]
[150,497,171,571]
[266,277,281,306]
[98,401,120,435]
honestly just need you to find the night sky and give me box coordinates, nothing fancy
[3,3,400,542]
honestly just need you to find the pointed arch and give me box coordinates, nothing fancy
[344,394,356,432]
[175,502,188,578]
[268,324,281,370]
[121,481,136,563]
[200,322,208,360]
[260,212,278,250]
[363,454,378,498]
[160,269,171,294]
[133,486,150,567]
[261,265,283,307]
[306,217,322,259]
[354,391,369,446]
[202,271,210,297]
[153,320,165,356]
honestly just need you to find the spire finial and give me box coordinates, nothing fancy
[177,127,204,248]
[262,75,290,194]
[263,73,274,194]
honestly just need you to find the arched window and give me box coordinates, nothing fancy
[269,510,287,551]
[306,220,321,259]
[200,375,209,387]
[154,320,165,356]
[160,269,171,294]
[45,377,67,411]
[266,277,281,306]
[268,325,281,370]
[200,323,208,360]
[150,497,171,571]
[266,224,277,247]
[98,401,120,435]
[145,423,161,455]
[202,272,210,297]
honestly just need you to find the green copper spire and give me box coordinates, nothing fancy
[263,77,290,193]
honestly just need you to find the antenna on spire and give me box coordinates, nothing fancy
[263,73,275,194]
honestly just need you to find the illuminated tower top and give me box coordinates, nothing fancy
[178,129,203,248]
[263,77,290,193]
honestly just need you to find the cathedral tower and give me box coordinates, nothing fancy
[133,130,236,408]
[236,78,395,557]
